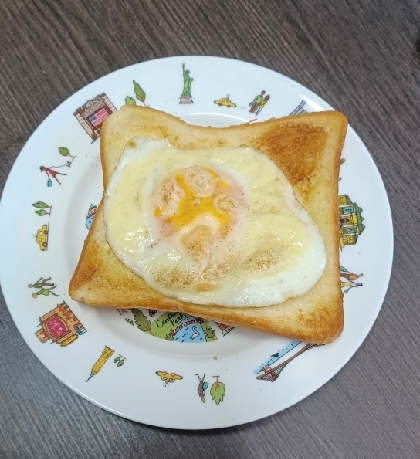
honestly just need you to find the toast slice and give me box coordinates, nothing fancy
[69,106,347,344]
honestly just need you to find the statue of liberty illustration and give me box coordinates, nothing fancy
[179,63,194,104]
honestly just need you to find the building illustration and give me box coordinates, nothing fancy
[35,301,86,347]
[215,322,235,337]
[290,100,307,115]
[85,203,98,230]
[74,93,116,141]
[256,343,320,382]
[339,195,365,249]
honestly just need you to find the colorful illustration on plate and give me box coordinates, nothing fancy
[254,340,301,374]
[125,309,217,343]
[148,310,157,317]
[210,376,226,405]
[290,100,307,115]
[156,371,183,387]
[196,374,209,403]
[341,266,363,293]
[58,147,75,163]
[35,301,86,347]
[29,276,58,298]
[214,96,236,108]
[215,322,235,337]
[179,63,193,104]
[249,90,270,115]
[86,203,98,230]
[255,342,321,382]
[114,354,126,367]
[86,346,114,381]
[74,93,116,141]
[117,309,128,315]
[32,201,52,216]
[125,80,147,107]
[196,374,226,404]
[35,224,49,251]
[40,165,68,186]
[339,195,365,249]
[253,264,364,380]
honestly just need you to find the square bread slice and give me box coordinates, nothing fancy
[69,106,347,344]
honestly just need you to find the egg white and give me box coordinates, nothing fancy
[103,137,326,307]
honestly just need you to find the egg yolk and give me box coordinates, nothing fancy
[154,167,236,237]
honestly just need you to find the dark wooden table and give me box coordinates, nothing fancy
[1,1,419,457]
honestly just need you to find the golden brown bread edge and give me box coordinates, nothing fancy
[69,106,347,344]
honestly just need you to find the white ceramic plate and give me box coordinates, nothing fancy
[0,56,393,429]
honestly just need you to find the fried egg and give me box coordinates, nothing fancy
[103,138,326,307]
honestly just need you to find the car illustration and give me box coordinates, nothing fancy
[214,97,237,108]
[36,224,49,251]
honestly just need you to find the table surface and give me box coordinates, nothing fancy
[1,1,419,458]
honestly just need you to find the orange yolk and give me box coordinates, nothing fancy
[154,169,231,235]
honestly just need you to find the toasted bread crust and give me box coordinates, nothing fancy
[69,106,347,344]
